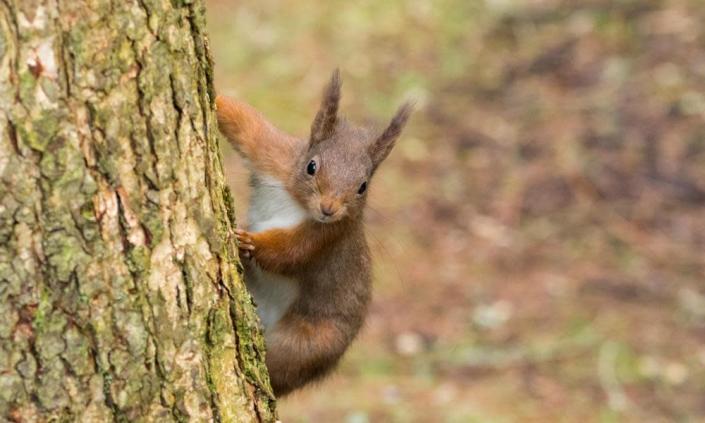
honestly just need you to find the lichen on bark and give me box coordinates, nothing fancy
[0,0,275,421]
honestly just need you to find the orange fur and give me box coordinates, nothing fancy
[240,220,347,275]
[216,95,302,180]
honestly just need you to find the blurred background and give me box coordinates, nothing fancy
[207,0,705,421]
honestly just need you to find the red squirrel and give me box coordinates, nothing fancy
[215,70,412,396]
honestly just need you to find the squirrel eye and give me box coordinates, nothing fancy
[306,160,317,176]
[358,181,367,195]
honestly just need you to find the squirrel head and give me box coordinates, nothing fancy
[291,70,413,223]
[216,70,412,224]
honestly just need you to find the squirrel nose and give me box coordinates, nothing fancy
[320,200,338,217]
[321,204,335,217]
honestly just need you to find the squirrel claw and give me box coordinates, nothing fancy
[235,228,256,257]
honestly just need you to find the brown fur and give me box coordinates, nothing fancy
[216,71,411,396]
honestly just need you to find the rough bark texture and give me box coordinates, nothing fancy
[0,0,275,421]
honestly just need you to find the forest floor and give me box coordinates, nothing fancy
[207,0,705,421]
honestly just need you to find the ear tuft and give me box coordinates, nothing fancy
[310,69,342,146]
[369,101,414,169]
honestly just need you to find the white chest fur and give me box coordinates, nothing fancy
[248,175,308,233]
[245,174,307,331]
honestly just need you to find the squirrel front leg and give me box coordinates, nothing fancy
[215,96,268,157]
[235,223,337,274]
[216,95,302,178]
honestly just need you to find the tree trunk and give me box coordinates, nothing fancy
[0,0,275,421]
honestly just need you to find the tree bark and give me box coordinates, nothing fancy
[0,0,275,421]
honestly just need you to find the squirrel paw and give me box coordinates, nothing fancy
[235,228,256,259]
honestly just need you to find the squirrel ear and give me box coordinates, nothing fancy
[369,101,414,169]
[310,69,342,147]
